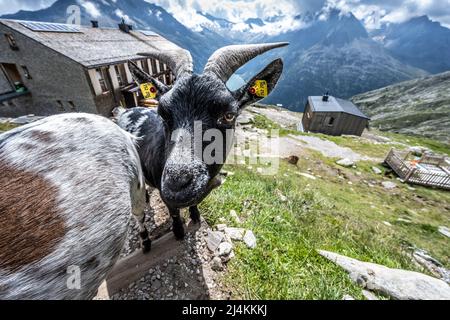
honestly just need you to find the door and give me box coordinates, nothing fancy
[0,66,14,94]
[1,63,22,85]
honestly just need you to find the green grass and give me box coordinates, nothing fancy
[0,122,19,132]
[250,114,299,137]
[379,130,450,156]
[199,158,450,299]
[250,111,450,159]
[311,133,392,158]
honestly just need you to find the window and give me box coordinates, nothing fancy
[21,66,31,79]
[150,59,157,75]
[5,33,18,50]
[95,68,109,93]
[114,64,127,87]
[141,59,150,74]
[68,101,76,111]
[56,100,64,111]
[114,65,123,86]
[325,116,335,126]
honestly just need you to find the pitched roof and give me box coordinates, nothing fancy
[0,19,182,68]
[308,96,370,119]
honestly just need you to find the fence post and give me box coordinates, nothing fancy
[404,150,410,161]
[404,167,416,182]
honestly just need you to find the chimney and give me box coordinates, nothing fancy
[322,92,329,102]
[118,18,130,33]
[118,18,133,33]
[91,20,98,28]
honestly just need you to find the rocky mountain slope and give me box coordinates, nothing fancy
[352,71,450,144]
[371,16,450,74]
[232,9,428,111]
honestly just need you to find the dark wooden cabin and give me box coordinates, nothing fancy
[301,95,370,136]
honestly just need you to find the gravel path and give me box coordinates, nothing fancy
[289,135,374,161]
[111,189,230,300]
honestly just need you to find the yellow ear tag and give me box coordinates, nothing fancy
[250,80,268,98]
[140,82,157,99]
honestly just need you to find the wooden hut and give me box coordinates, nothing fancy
[301,94,370,136]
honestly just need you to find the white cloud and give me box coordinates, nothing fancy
[115,8,135,23]
[147,0,450,32]
[0,0,449,30]
[77,0,101,18]
[149,0,313,34]
[0,0,57,15]
[327,0,450,28]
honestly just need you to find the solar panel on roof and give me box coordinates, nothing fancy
[20,21,81,33]
[139,30,158,36]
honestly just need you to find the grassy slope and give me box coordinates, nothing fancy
[200,113,450,300]
[351,71,450,144]
[1,114,448,299]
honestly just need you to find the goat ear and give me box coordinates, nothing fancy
[127,60,170,97]
[233,58,283,110]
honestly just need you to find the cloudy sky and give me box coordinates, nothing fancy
[1,0,449,30]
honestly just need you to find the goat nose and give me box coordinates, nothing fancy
[167,170,193,192]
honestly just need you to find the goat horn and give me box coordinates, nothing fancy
[137,48,193,79]
[203,42,289,83]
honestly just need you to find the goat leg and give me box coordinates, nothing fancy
[169,207,185,240]
[134,209,152,253]
[145,188,150,203]
[189,206,201,224]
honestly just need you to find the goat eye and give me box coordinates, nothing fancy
[221,112,236,124]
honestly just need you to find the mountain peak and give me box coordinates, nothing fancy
[319,9,368,46]
[410,15,432,23]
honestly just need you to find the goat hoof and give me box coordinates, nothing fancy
[141,239,152,253]
[173,225,185,240]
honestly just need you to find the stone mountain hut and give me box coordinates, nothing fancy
[0,19,180,117]
[301,94,370,136]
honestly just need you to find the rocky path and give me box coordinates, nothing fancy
[110,189,231,300]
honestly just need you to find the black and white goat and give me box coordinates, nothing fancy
[0,113,151,299]
[117,43,287,239]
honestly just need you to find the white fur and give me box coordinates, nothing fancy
[0,113,146,299]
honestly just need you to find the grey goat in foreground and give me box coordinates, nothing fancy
[0,113,149,299]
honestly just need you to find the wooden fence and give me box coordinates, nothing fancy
[384,148,450,190]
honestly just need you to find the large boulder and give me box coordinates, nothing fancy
[336,158,355,167]
[381,181,397,189]
[318,250,450,300]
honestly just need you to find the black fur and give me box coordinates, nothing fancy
[118,57,284,239]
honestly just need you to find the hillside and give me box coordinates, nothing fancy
[371,16,450,74]
[352,71,450,144]
[2,106,449,300]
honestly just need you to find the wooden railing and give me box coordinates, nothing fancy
[385,148,410,179]
[384,148,450,190]
[406,168,450,189]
